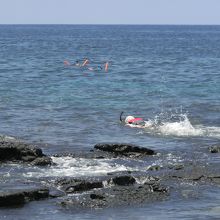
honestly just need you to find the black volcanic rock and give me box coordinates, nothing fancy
[60,179,169,209]
[0,188,49,207]
[209,145,220,153]
[0,191,25,207]
[55,178,103,193]
[0,141,52,165]
[110,176,136,186]
[31,157,53,166]
[94,143,155,157]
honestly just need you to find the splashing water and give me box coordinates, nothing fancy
[143,114,220,138]
[158,114,203,137]
[23,157,131,178]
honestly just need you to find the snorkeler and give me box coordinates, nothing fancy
[87,66,103,71]
[74,60,81,66]
[82,58,89,67]
[120,112,146,128]
[64,60,71,66]
[104,62,109,72]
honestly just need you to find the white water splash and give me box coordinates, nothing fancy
[23,157,132,178]
[158,115,204,137]
[142,114,220,138]
[0,135,16,142]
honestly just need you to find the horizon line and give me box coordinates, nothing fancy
[0,23,220,26]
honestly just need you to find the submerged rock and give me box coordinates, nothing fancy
[94,143,155,157]
[110,176,136,186]
[147,165,163,171]
[209,145,220,153]
[57,174,169,209]
[0,141,52,165]
[55,178,103,193]
[60,179,168,209]
[0,191,25,207]
[31,157,53,166]
[0,188,49,207]
[90,193,105,200]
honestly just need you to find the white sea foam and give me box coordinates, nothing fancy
[0,135,16,142]
[143,114,220,138]
[158,115,204,137]
[23,157,132,178]
[22,155,185,180]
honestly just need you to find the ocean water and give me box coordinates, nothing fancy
[0,25,220,219]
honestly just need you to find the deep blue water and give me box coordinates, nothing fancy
[0,25,220,219]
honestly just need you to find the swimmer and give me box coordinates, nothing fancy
[87,66,103,71]
[74,60,81,67]
[104,62,109,72]
[120,112,148,128]
[64,60,71,66]
[82,58,89,67]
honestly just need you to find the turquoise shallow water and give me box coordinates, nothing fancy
[0,25,220,219]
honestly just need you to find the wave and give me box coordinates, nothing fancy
[0,135,16,142]
[142,114,220,138]
[22,154,183,179]
[23,157,131,178]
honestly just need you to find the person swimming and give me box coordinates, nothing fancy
[87,66,103,71]
[120,112,146,128]
[74,60,81,66]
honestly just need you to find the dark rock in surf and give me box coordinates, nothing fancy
[94,143,155,157]
[0,188,49,207]
[209,145,220,153]
[90,193,105,200]
[31,157,53,166]
[147,165,163,171]
[0,141,52,165]
[110,176,136,186]
[23,188,49,201]
[168,164,184,170]
[0,191,25,207]
[55,178,103,193]
[60,179,169,209]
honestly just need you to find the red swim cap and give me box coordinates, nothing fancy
[128,118,143,123]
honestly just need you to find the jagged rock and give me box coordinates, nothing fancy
[60,181,169,209]
[0,188,49,207]
[110,176,136,186]
[90,194,105,200]
[0,141,51,165]
[0,191,25,207]
[31,157,53,166]
[168,164,184,170]
[23,188,49,201]
[94,143,155,157]
[65,180,103,193]
[209,145,220,153]
[148,165,163,171]
[55,178,103,193]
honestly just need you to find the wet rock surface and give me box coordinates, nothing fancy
[209,145,220,153]
[0,188,49,207]
[60,177,169,209]
[54,177,104,194]
[54,174,169,208]
[0,141,52,165]
[1,140,220,210]
[94,143,155,157]
[110,175,136,186]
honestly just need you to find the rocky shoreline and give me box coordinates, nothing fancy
[0,140,220,209]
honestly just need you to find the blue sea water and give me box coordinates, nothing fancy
[0,25,220,219]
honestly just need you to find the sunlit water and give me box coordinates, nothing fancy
[0,25,220,219]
